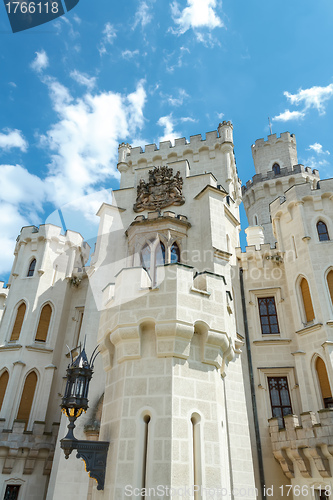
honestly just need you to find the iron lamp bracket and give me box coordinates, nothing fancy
[60,437,109,490]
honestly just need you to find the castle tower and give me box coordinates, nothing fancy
[0,224,100,500]
[85,124,257,499]
[242,132,320,246]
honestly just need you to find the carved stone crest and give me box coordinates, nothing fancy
[133,166,185,212]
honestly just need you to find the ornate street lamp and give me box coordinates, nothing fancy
[60,344,109,490]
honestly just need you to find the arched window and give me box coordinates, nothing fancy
[155,241,166,266]
[141,244,151,273]
[272,163,280,175]
[317,221,330,241]
[35,304,52,342]
[327,270,333,306]
[9,302,26,342]
[300,278,315,323]
[170,242,180,263]
[0,371,9,411]
[316,357,333,408]
[16,371,37,427]
[27,258,36,277]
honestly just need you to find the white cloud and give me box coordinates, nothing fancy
[0,129,28,152]
[157,115,181,144]
[284,84,333,115]
[165,46,190,73]
[0,202,31,276]
[133,1,153,29]
[0,165,47,276]
[272,109,305,122]
[38,78,146,208]
[165,88,189,107]
[70,70,97,90]
[300,155,331,176]
[30,50,49,73]
[170,0,223,35]
[99,23,117,56]
[217,112,224,120]
[180,116,197,123]
[307,143,330,155]
[121,49,140,59]
[0,164,45,211]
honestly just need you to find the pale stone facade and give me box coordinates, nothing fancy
[238,133,333,500]
[0,125,332,500]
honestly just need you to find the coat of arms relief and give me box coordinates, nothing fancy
[133,166,185,213]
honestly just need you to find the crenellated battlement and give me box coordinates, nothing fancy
[252,132,295,150]
[251,132,298,176]
[242,164,320,194]
[0,282,8,297]
[118,122,234,166]
[17,224,85,247]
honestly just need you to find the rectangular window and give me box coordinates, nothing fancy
[268,376,292,428]
[316,490,330,500]
[73,307,84,348]
[4,485,20,500]
[258,297,280,334]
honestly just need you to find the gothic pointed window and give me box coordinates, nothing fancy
[9,302,26,342]
[155,241,166,266]
[272,163,280,175]
[141,244,151,274]
[35,304,52,342]
[316,357,333,409]
[300,278,315,323]
[327,270,333,306]
[258,297,280,334]
[0,371,9,411]
[170,242,180,263]
[268,376,292,428]
[27,258,36,277]
[16,371,37,428]
[317,221,330,241]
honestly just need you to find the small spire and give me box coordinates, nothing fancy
[268,116,273,135]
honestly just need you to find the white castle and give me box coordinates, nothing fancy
[0,123,332,500]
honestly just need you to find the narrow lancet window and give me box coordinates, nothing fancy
[10,302,26,342]
[170,242,180,263]
[27,258,36,277]
[191,413,202,499]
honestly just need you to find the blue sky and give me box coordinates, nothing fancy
[1,0,333,279]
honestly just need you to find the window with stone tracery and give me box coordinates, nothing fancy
[268,376,292,428]
[3,485,21,500]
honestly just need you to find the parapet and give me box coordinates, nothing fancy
[117,122,234,166]
[251,132,298,176]
[269,410,333,479]
[0,282,8,298]
[17,224,86,247]
[252,132,295,150]
[242,164,320,194]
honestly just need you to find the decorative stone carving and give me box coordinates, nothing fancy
[133,166,185,212]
